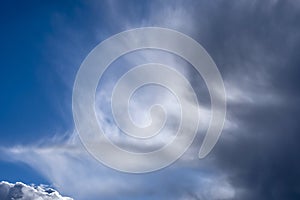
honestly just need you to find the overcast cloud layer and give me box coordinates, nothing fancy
[1,0,300,199]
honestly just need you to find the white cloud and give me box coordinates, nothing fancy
[0,181,73,200]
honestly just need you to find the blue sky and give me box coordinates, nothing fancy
[0,1,81,185]
[1,0,300,199]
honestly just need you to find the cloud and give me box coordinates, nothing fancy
[0,181,73,200]
[2,0,300,200]
[1,131,236,200]
[188,1,300,199]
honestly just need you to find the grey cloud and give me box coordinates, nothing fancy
[185,0,300,199]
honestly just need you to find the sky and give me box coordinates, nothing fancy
[1,0,300,199]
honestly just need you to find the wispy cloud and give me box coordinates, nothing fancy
[2,135,235,200]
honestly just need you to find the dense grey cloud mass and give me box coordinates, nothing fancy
[0,181,73,200]
[183,1,300,199]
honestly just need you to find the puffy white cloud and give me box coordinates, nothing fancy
[0,181,73,200]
